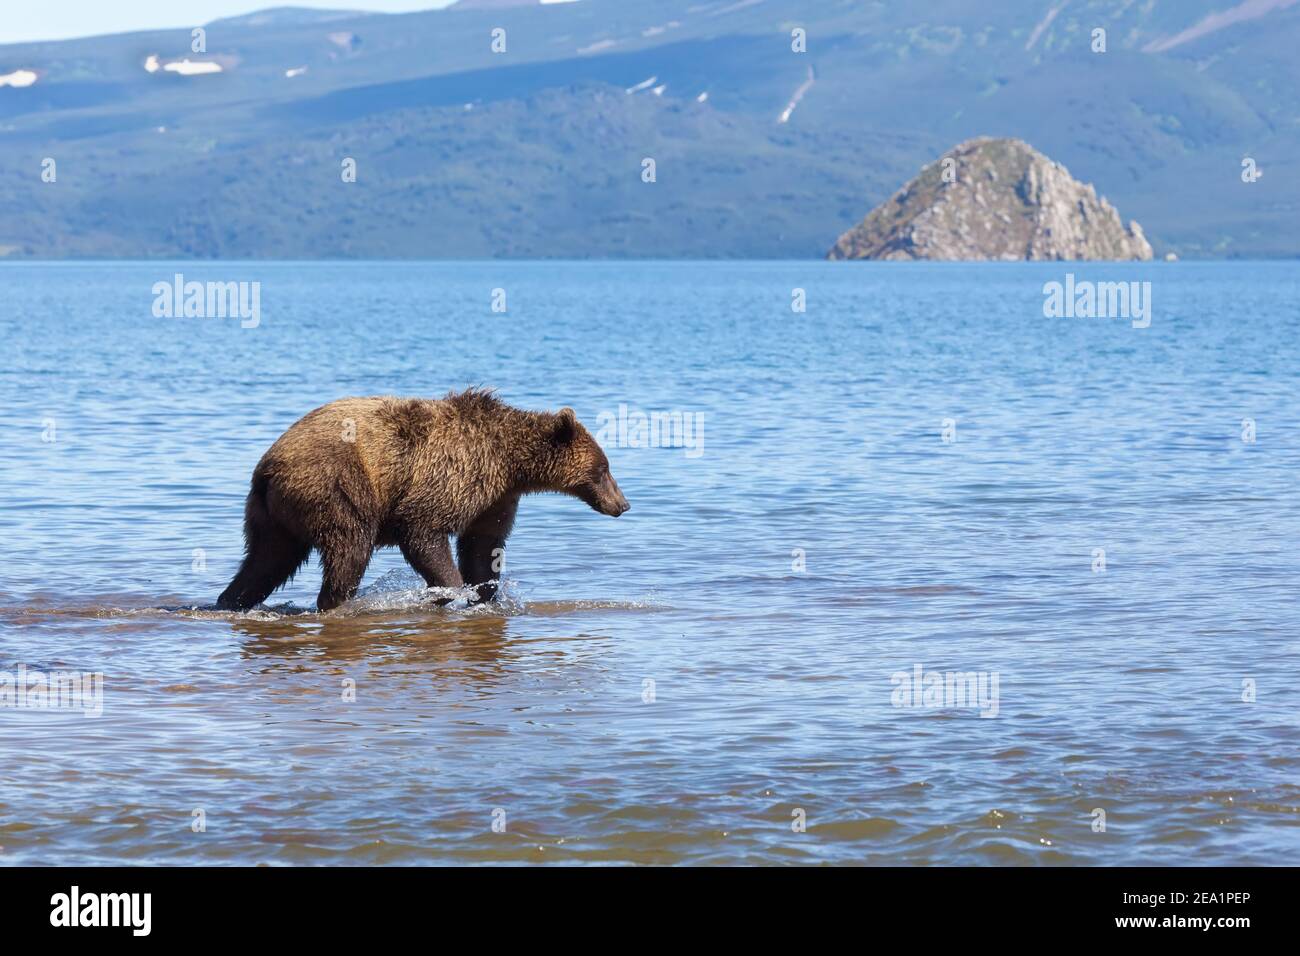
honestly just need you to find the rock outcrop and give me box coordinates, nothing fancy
[828,138,1153,261]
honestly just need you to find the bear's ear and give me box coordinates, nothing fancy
[550,407,577,445]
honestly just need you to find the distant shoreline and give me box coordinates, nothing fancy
[1,256,1294,263]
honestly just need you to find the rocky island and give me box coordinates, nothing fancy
[828,138,1153,262]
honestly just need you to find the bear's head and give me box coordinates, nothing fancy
[545,407,630,517]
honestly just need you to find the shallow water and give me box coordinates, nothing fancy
[1,260,1297,865]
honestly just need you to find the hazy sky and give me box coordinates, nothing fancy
[1,1,458,44]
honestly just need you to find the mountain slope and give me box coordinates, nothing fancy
[0,0,1295,258]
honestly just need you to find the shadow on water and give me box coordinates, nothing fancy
[231,610,513,669]
[0,586,658,695]
[226,608,625,696]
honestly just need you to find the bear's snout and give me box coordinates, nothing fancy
[598,472,629,516]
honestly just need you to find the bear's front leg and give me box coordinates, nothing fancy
[456,496,519,604]
[397,529,463,604]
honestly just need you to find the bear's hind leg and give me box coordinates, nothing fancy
[216,518,310,611]
[397,529,463,605]
[316,536,374,612]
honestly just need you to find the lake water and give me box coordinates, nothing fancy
[1,260,1297,865]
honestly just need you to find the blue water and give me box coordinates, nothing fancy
[0,260,1297,864]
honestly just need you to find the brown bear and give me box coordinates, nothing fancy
[216,389,629,612]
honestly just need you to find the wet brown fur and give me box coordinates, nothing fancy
[216,389,629,611]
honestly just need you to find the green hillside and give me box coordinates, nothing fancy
[0,0,1295,258]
